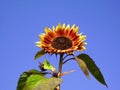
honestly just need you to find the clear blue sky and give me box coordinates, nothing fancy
[1,0,120,90]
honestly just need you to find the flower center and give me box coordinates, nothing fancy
[51,36,72,50]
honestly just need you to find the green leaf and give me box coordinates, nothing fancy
[32,76,62,90]
[34,49,46,60]
[24,74,45,90]
[43,60,56,72]
[77,54,107,87]
[17,69,44,90]
[17,69,62,90]
[75,57,90,79]
[17,72,29,90]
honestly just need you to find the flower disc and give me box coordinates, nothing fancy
[51,36,72,50]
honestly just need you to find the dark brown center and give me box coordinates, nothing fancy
[51,36,72,50]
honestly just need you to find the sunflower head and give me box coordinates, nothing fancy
[36,23,86,54]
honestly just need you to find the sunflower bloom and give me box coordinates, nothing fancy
[36,23,86,54]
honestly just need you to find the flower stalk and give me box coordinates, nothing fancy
[58,54,64,76]
[55,54,64,90]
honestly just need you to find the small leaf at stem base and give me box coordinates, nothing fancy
[42,60,56,72]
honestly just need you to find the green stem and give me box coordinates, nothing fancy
[55,54,64,90]
[58,54,64,75]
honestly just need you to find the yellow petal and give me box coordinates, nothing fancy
[81,46,86,51]
[52,26,55,30]
[84,42,87,45]
[74,26,79,32]
[39,34,45,41]
[81,35,86,40]
[44,27,51,34]
[66,24,70,29]
[36,42,42,48]
[62,24,66,28]
[56,23,62,29]
[79,32,83,36]
[71,24,76,29]
[36,41,40,45]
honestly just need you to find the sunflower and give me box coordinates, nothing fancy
[36,23,86,54]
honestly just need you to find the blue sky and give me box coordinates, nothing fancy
[0,0,120,90]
